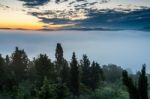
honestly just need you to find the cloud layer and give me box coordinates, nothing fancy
[1,0,149,30]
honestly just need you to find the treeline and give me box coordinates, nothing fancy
[0,43,149,99]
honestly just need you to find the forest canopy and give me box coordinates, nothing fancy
[0,43,149,99]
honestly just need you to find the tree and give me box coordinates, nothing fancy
[55,43,64,83]
[138,64,148,99]
[103,64,123,83]
[39,77,54,99]
[55,43,70,84]
[80,54,91,87]
[89,61,103,91]
[0,54,5,90]
[55,43,63,63]
[122,65,148,99]
[122,70,139,99]
[10,47,29,82]
[60,59,70,84]
[70,52,80,99]
[55,84,69,99]
[34,54,54,82]
[5,55,10,65]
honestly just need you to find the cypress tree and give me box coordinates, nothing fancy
[55,43,64,83]
[122,65,148,99]
[55,43,70,84]
[122,70,140,99]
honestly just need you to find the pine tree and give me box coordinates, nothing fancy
[70,52,80,99]
[80,54,91,87]
[138,64,148,99]
[60,59,70,84]
[0,54,5,90]
[89,61,102,91]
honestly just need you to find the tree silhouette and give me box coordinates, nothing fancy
[55,43,64,83]
[10,47,29,82]
[122,65,148,99]
[138,64,148,99]
[60,59,70,84]
[89,61,103,91]
[70,52,80,99]
[34,54,54,82]
[0,54,5,90]
[122,70,139,99]
[80,54,91,88]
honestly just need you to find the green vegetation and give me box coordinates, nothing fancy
[0,43,149,99]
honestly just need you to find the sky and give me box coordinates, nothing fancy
[0,0,150,30]
[0,0,150,72]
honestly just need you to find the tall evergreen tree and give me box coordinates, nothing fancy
[89,61,103,91]
[122,65,148,99]
[60,59,70,84]
[55,43,70,84]
[70,52,80,99]
[122,70,140,99]
[5,55,10,65]
[138,64,148,99]
[0,54,5,90]
[80,54,91,87]
[55,43,63,63]
[55,43,64,82]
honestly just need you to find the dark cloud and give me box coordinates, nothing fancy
[19,0,110,7]
[77,8,150,29]
[20,0,150,30]
[38,17,73,24]
[28,6,150,30]
[19,0,50,7]
[28,9,81,24]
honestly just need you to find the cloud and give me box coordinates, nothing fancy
[28,7,150,30]
[19,0,150,30]
[19,0,50,7]
[77,8,150,29]
[0,4,10,9]
[19,0,110,7]
[39,17,73,24]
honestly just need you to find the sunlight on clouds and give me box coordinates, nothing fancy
[0,4,74,30]
[0,0,150,30]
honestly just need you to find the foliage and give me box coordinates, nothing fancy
[0,43,149,99]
